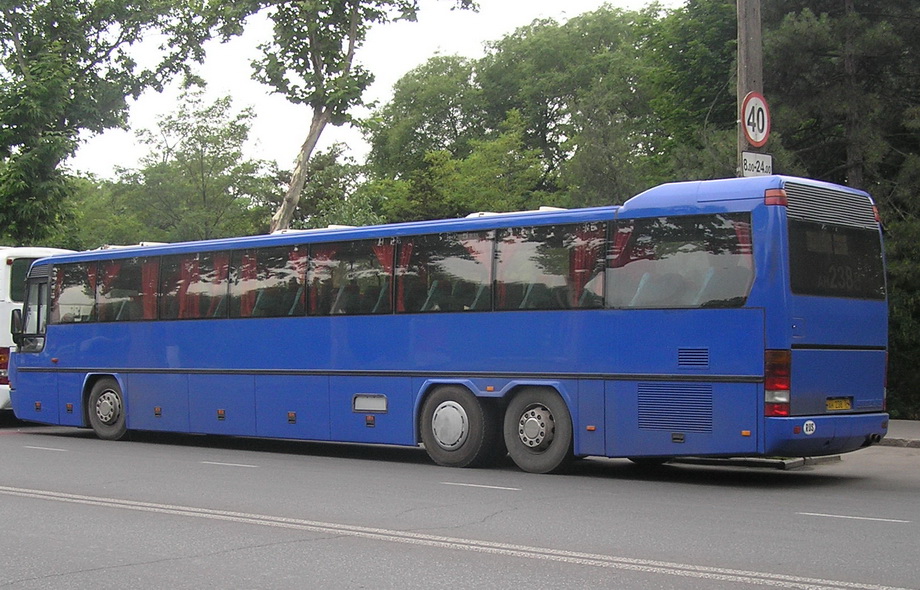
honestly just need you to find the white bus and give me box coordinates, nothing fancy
[1,247,73,410]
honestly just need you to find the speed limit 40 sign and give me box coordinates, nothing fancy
[741,92,770,147]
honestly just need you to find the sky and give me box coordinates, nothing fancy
[68,0,681,179]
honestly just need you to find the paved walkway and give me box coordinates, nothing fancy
[884,419,920,448]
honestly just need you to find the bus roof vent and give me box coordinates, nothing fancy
[784,182,878,229]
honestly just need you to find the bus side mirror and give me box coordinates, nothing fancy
[10,309,23,347]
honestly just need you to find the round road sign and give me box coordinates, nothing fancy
[741,92,770,148]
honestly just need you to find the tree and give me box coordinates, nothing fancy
[204,0,477,233]
[373,111,548,222]
[113,91,277,242]
[366,55,483,179]
[275,143,382,229]
[763,0,920,418]
[366,7,662,205]
[0,0,211,244]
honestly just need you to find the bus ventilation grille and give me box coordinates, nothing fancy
[785,182,878,230]
[638,383,713,433]
[678,348,710,369]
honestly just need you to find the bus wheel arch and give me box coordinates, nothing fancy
[503,386,574,474]
[418,384,504,468]
[85,375,128,441]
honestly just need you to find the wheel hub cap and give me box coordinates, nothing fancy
[518,404,554,450]
[96,390,121,425]
[431,401,469,450]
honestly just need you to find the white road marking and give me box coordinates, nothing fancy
[797,512,911,524]
[440,481,521,491]
[0,485,912,590]
[200,461,258,468]
[23,446,68,452]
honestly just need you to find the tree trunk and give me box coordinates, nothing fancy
[269,106,333,233]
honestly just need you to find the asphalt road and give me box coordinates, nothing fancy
[1,418,917,590]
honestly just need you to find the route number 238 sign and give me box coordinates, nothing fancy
[741,92,770,148]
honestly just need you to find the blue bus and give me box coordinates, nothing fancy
[9,175,889,473]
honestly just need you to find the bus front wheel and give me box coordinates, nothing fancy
[87,378,128,441]
[420,385,502,468]
[503,388,573,474]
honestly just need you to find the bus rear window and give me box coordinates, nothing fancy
[788,220,885,300]
[9,258,36,302]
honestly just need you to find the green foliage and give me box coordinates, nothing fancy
[0,0,214,244]
[282,144,382,229]
[52,92,280,247]
[763,0,920,416]
[885,218,920,419]
[203,0,478,231]
[366,55,483,178]
[116,91,277,242]
[372,111,549,222]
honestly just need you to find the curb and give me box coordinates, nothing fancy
[879,438,920,449]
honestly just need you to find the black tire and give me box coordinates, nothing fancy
[420,385,503,468]
[87,378,128,441]
[503,388,574,474]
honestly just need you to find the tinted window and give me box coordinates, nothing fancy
[9,258,36,302]
[229,246,307,318]
[96,258,159,322]
[788,220,885,300]
[495,223,606,311]
[608,214,753,308]
[160,252,230,320]
[397,231,494,313]
[50,263,96,324]
[20,281,48,352]
[308,240,392,315]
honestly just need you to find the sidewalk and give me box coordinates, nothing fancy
[883,419,920,448]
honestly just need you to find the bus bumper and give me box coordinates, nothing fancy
[764,413,889,457]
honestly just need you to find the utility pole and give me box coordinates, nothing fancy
[737,0,764,175]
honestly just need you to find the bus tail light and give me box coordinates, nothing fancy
[0,347,9,385]
[764,349,791,417]
[764,189,788,206]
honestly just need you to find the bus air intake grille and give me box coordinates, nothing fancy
[638,383,713,433]
[784,182,878,230]
[678,348,710,369]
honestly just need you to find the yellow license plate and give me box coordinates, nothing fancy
[826,397,853,411]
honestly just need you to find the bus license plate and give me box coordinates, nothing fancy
[826,397,853,411]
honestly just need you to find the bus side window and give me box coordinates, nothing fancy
[160,252,229,320]
[96,258,157,322]
[397,231,493,313]
[495,223,604,311]
[229,246,306,318]
[607,215,753,309]
[50,263,96,324]
[309,241,391,316]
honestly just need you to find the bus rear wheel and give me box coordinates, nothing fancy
[503,388,573,474]
[87,378,127,441]
[420,385,502,468]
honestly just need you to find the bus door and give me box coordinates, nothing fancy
[9,266,60,423]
